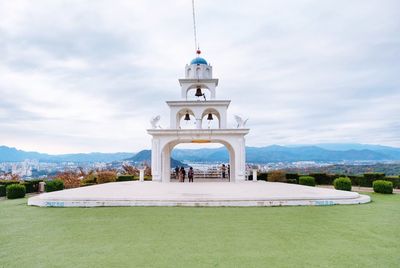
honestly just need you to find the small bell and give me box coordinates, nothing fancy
[195,87,203,97]
[184,112,191,121]
[207,113,213,120]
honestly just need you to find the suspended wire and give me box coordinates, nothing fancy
[192,0,198,52]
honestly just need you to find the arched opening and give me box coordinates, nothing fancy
[196,67,202,78]
[186,85,211,100]
[201,108,221,129]
[161,140,236,183]
[176,108,196,129]
[205,68,210,77]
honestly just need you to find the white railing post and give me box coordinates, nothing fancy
[252,168,258,182]
[139,169,145,182]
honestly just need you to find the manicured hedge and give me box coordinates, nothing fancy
[0,180,21,197]
[362,173,385,187]
[45,179,64,192]
[0,180,20,187]
[299,176,315,187]
[286,173,299,183]
[258,173,268,181]
[117,175,135,182]
[6,184,26,199]
[334,177,352,191]
[373,180,393,194]
[347,175,363,186]
[0,185,6,197]
[309,173,332,185]
[21,179,43,193]
[384,176,399,189]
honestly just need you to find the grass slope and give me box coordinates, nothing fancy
[0,193,399,268]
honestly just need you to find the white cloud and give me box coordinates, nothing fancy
[0,0,399,153]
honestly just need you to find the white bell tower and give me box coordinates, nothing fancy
[148,50,249,183]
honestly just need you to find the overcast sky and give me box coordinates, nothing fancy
[0,0,399,154]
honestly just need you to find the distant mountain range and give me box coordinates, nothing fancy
[1,144,400,164]
[0,146,134,163]
[172,144,400,163]
[125,150,187,168]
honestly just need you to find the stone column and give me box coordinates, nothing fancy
[235,137,246,182]
[196,118,202,129]
[151,138,162,182]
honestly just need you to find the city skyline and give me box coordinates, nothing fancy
[1,0,399,154]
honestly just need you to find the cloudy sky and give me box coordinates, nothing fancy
[0,0,399,154]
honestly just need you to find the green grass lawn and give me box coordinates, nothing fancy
[1,193,399,268]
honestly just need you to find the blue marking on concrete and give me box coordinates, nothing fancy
[45,201,65,207]
[315,200,335,206]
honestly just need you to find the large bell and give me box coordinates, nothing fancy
[195,87,203,97]
[184,112,191,121]
[207,113,213,120]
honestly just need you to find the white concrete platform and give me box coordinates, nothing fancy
[27,181,371,207]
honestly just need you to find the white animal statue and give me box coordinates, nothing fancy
[234,115,249,128]
[150,115,161,129]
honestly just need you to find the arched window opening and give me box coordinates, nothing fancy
[186,87,211,101]
[177,109,196,129]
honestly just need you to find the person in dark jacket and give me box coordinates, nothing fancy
[221,164,226,178]
[188,167,194,182]
[175,166,179,180]
[180,166,186,182]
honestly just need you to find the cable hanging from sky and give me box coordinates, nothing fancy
[192,0,199,53]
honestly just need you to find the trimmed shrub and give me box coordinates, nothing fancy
[333,177,352,191]
[45,179,64,192]
[286,173,299,184]
[6,184,26,199]
[97,171,117,184]
[144,176,152,181]
[267,171,287,182]
[117,175,135,182]
[0,185,6,197]
[384,176,400,189]
[299,176,315,187]
[362,173,385,187]
[373,180,393,194]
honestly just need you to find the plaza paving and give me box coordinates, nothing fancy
[28,181,370,207]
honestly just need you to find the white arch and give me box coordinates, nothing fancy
[161,139,236,183]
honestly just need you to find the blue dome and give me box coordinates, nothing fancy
[190,57,208,65]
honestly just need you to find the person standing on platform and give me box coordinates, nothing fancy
[175,166,179,180]
[221,164,226,178]
[180,166,186,182]
[188,167,194,182]
[227,164,230,179]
